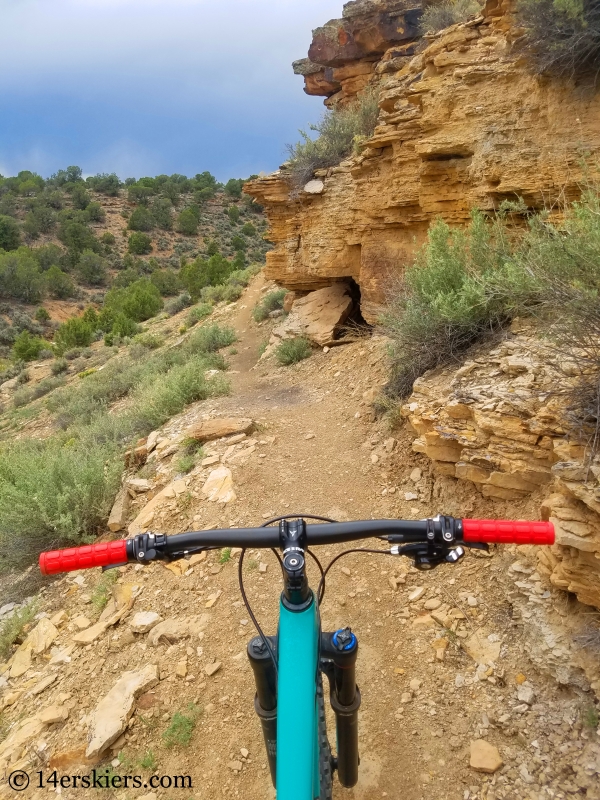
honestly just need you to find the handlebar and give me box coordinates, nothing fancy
[38,516,555,576]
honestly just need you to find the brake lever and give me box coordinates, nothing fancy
[390,543,467,570]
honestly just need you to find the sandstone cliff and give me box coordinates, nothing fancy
[246,0,600,324]
[399,320,600,609]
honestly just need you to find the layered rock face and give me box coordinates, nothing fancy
[401,322,600,610]
[246,0,600,324]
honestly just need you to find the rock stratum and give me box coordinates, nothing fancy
[246,0,600,324]
[246,0,600,609]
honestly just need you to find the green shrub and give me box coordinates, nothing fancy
[419,0,483,33]
[23,206,56,238]
[12,331,48,362]
[57,219,99,257]
[86,173,121,196]
[241,222,256,237]
[150,269,180,296]
[128,232,153,255]
[0,436,123,563]
[228,206,240,224]
[253,288,287,321]
[71,183,91,210]
[102,279,163,323]
[0,249,46,303]
[176,209,199,236]
[225,178,244,198]
[187,304,213,326]
[46,265,76,299]
[128,206,155,232]
[110,313,139,340]
[75,249,107,286]
[14,376,66,407]
[0,215,21,250]
[165,293,192,316]
[101,231,116,246]
[286,87,379,188]
[86,202,106,222]
[162,706,200,748]
[275,337,312,365]
[0,602,38,660]
[150,197,174,231]
[231,234,246,251]
[516,0,600,80]
[128,354,229,431]
[187,323,237,353]
[54,316,94,353]
[35,307,51,323]
[133,332,164,349]
[51,358,69,375]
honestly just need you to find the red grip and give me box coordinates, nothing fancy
[39,540,128,575]
[462,519,555,546]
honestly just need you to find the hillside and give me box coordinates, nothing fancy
[0,168,271,370]
[0,275,599,800]
[1,0,600,797]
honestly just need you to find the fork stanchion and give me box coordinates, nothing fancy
[322,628,361,788]
[247,635,278,787]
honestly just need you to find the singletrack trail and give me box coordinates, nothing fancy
[3,275,598,800]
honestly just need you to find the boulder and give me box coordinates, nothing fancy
[268,283,354,349]
[108,488,130,533]
[184,418,254,443]
[202,466,236,504]
[86,664,158,758]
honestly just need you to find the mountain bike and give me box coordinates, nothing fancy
[39,514,554,799]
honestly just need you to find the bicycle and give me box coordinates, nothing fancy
[39,514,554,799]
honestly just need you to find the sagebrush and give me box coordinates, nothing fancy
[286,88,380,188]
[419,0,483,33]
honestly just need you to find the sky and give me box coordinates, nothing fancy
[0,0,343,182]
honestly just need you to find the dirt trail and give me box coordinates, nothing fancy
[2,276,598,800]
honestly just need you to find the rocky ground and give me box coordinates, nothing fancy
[0,275,599,800]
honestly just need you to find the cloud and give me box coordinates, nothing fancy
[0,0,343,178]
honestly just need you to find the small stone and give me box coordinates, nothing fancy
[424,598,442,611]
[408,587,425,602]
[201,456,220,467]
[469,740,503,774]
[412,614,435,629]
[38,705,69,724]
[517,685,535,705]
[341,567,351,577]
[467,596,479,607]
[259,563,268,573]
[205,661,222,677]
[240,747,249,758]
[400,692,412,703]
[409,678,422,691]
[189,552,207,566]
[86,664,158,758]
[304,433,316,440]
[72,615,92,630]
[409,468,422,482]
[370,453,379,464]
[129,612,162,634]
[210,565,222,575]
[404,492,418,501]
[515,672,527,685]
[175,660,188,678]
[228,760,243,772]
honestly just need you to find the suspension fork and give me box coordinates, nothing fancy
[321,628,361,788]
[247,634,278,786]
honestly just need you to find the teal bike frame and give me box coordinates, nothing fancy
[276,592,321,799]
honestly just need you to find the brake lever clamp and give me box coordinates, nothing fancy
[390,515,467,570]
[131,532,167,563]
